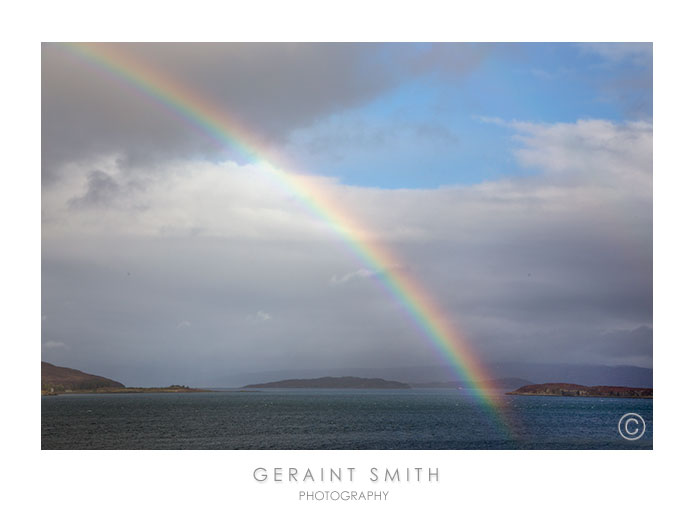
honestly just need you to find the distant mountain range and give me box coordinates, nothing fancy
[228,363,652,388]
[488,362,653,388]
[243,376,410,389]
[411,377,535,389]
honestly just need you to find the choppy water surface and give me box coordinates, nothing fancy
[42,389,652,449]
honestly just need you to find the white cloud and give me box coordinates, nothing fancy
[510,119,652,191]
[42,159,340,241]
[330,268,375,285]
[247,311,271,323]
[42,119,652,260]
[176,320,191,329]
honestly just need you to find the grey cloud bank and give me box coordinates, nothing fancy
[42,115,652,386]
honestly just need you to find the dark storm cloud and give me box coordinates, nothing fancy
[42,43,396,179]
[42,43,504,182]
[40,234,425,386]
[68,170,120,208]
[589,326,653,361]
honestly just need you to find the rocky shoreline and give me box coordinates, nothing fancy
[507,383,652,399]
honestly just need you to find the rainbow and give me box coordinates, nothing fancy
[58,43,512,435]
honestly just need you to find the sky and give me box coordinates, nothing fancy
[41,43,652,387]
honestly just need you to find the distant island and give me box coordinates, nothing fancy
[41,361,210,395]
[243,376,411,389]
[507,383,652,399]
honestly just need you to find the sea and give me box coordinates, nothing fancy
[41,388,652,449]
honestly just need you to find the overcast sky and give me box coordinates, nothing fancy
[41,43,652,386]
